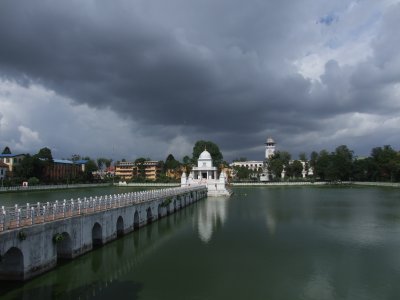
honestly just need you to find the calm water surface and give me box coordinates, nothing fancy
[1,186,400,299]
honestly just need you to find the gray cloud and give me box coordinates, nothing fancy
[0,0,400,161]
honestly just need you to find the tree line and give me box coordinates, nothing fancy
[309,144,400,182]
[1,147,104,186]
[234,144,400,182]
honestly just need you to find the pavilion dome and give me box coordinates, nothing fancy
[199,150,212,160]
[266,137,275,144]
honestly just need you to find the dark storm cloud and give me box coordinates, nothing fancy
[0,0,399,160]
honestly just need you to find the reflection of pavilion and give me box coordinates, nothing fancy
[181,149,232,196]
[197,197,228,243]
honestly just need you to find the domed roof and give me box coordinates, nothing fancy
[266,137,275,144]
[199,150,212,160]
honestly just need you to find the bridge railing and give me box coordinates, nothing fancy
[0,186,205,232]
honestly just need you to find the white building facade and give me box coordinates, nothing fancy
[181,149,232,196]
[231,137,313,182]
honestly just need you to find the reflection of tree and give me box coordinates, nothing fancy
[197,197,228,243]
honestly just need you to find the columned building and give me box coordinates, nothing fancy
[115,160,162,181]
[181,149,231,196]
[190,150,218,182]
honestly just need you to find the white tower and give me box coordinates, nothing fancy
[265,137,276,159]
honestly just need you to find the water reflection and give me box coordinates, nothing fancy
[197,197,228,243]
[1,205,196,299]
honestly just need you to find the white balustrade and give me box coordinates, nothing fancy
[0,186,204,231]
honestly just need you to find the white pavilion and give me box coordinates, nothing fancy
[181,149,232,196]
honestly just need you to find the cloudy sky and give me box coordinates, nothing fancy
[0,0,400,162]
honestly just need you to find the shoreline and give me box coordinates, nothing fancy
[1,181,399,194]
[231,181,400,188]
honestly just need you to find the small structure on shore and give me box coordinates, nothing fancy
[181,149,232,196]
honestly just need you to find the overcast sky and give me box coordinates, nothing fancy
[1,0,400,162]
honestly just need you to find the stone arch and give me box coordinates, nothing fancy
[158,204,162,219]
[146,207,153,224]
[166,202,171,215]
[134,210,140,229]
[56,232,73,260]
[92,222,103,247]
[0,247,24,281]
[117,216,124,237]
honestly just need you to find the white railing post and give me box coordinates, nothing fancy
[1,209,5,231]
[31,207,35,225]
[71,199,74,216]
[53,204,56,220]
[78,200,81,215]
[16,208,21,227]
[26,203,30,219]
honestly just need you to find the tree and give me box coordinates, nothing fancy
[291,160,304,178]
[234,166,252,180]
[97,158,113,170]
[333,145,354,181]
[299,152,307,161]
[192,140,223,168]
[2,146,11,154]
[164,154,180,171]
[268,151,291,179]
[269,159,283,178]
[36,147,53,161]
[371,145,400,181]
[71,154,81,161]
[14,154,35,180]
[352,158,374,181]
[182,155,191,165]
[315,150,330,180]
[85,159,98,173]
[309,151,319,176]
[233,157,248,162]
[134,157,147,181]
[182,155,192,174]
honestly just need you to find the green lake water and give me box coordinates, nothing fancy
[1,186,400,299]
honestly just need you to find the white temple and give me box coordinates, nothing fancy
[181,149,232,196]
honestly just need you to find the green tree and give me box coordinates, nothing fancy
[371,145,400,181]
[134,157,147,181]
[315,150,330,180]
[97,158,113,170]
[29,148,54,183]
[182,155,192,174]
[352,158,374,181]
[333,145,354,181]
[309,151,319,176]
[85,159,98,173]
[234,166,252,180]
[233,157,248,162]
[164,154,180,171]
[14,154,34,180]
[28,177,40,186]
[268,151,291,179]
[36,147,53,162]
[192,140,223,168]
[291,160,304,178]
[299,152,307,161]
